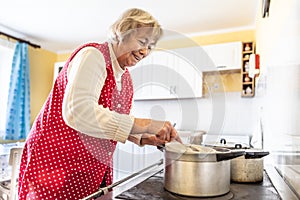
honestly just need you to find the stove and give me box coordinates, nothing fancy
[114,170,280,200]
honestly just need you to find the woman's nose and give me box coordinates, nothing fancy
[139,48,150,57]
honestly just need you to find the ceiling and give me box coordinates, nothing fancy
[0,0,259,53]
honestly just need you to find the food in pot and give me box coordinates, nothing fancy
[185,144,217,153]
[165,142,218,154]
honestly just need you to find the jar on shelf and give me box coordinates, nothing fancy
[244,74,250,82]
[244,54,250,60]
[245,86,252,95]
[244,43,251,51]
[244,62,249,72]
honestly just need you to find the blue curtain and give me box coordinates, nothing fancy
[5,42,30,140]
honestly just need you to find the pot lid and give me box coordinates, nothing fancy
[165,142,245,162]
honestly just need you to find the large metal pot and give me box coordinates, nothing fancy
[163,144,244,197]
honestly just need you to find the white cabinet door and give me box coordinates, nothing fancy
[175,47,203,98]
[129,56,153,100]
[203,41,242,71]
[130,48,203,100]
[113,142,163,182]
[151,50,176,99]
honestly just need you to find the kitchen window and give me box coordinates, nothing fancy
[0,39,15,140]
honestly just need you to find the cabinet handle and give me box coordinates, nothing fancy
[170,86,176,94]
[217,65,226,69]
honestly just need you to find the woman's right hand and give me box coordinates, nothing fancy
[131,118,182,146]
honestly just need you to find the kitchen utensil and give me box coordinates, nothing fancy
[157,123,177,152]
[157,140,186,152]
[163,144,245,197]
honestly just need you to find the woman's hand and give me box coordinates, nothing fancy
[131,118,182,146]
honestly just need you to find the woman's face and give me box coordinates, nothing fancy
[114,28,157,69]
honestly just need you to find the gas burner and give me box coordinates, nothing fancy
[115,174,234,200]
[167,191,234,200]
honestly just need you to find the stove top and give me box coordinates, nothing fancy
[115,170,280,200]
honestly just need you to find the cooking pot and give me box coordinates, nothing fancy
[204,138,269,183]
[231,149,269,182]
[163,143,244,197]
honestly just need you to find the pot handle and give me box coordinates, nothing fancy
[245,151,269,159]
[157,144,165,152]
[220,138,226,144]
[216,151,245,162]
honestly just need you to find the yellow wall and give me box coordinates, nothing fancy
[57,52,71,62]
[192,30,255,45]
[29,47,57,125]
[158,30,255,49]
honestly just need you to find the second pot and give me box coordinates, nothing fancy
[230,149,269,182]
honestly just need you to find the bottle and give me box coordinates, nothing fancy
[244,62,249,72]
[245,86,252,95]
[244,43,251,51]
[244,74,250,82]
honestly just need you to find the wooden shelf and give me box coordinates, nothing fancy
[243,82,254,85]
[241,93,255,97]
[243,50,253,54]
[241,42,255,98]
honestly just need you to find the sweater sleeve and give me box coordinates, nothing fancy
[62,47,134,143]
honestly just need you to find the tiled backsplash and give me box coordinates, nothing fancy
[132,92,259,136]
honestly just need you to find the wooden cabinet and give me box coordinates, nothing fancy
[241,42,255,97]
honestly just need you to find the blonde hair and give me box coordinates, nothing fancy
[109,8,163,43]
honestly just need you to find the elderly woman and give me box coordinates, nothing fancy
[18,8,181,199]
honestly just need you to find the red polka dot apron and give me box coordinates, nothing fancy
[18,42,133,199]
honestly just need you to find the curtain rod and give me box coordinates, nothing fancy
[0,31,41,49]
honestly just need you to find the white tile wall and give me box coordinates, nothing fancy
[131,92,258,136]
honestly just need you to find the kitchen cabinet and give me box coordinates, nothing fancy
[130,47,203,100]
[113,142,162,182]
[202,41,242,71]
[241,42,255,97]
